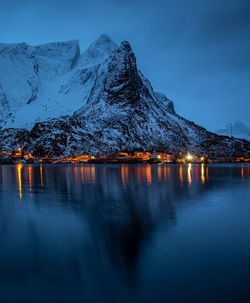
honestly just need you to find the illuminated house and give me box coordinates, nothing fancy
[11,148,23,158]
[236,157,250,163]
[133,151,143,159]
[118,152,129,159]
[151,153,175,161]
[133,152,151,160]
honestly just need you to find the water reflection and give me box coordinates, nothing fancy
[91,166,96,184]
[163,166,168,182]
[195,164,199,182]
[187,163,192,185]
[201,164,206,183]
[3,164,250,203]
[121,165,129,185]
[206,165,209,180]
[1,166,6,189]
[146,165,151,185]
[74,166,78,183]
[179,164,183,184]
[79,165,96,184]
[157,166,169,183]
[17,164,23,199]
[28,165,32,192]
[40,164,43,188]
[0,164,249,303]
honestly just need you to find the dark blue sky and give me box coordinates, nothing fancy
[0,0,249,130]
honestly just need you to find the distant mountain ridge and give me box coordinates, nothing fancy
[215,122,250,142]
[0,34,249,158]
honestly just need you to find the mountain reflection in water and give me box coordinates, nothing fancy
[0,164,250,303]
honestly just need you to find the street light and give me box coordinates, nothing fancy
[186,154,193,161]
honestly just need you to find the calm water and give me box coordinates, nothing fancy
[0,164,250,303]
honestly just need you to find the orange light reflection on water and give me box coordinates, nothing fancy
[201,164,205,184]
[146,165,152,185]
[179,165,183,184]
[206,166,209,180]
[91,166,96,184]
[121,165,129,185]
[80,166,96,184]
[28,166,32,192]
[74,166,78,184]
[157,166,162,182]
[17,164,23,200]
[40,165,43,188]
[2,166,6,189]
[136,166,152,185]
[163,166,167,182]
[157,165,169,182]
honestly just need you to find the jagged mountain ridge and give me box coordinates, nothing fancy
[0,35,249,158]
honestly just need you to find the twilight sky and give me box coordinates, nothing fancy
[0,0,249,130]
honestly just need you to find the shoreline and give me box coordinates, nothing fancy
[0,161,249,166]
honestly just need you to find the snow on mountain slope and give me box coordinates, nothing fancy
[154,92,175,114]
[0,35,117,130]
[79,34,118,67]
[0,34,249,158]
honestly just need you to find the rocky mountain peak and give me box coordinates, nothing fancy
[103,40,144,107]
[120,41,133,52]
[93,34,116,47]
[79,34,117,66]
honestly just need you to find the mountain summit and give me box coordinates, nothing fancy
[0,35,249,158]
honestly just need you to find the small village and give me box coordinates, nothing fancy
[0,148,249,164]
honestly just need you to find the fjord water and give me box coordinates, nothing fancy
[0,164,250,303]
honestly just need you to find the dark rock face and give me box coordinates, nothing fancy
[0,36,249,158]
[104,41,144,107]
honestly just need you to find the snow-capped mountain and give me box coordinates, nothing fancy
[0,34,249,158]
[0,34,117,129]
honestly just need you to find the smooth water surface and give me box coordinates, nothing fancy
[0,164,250,303]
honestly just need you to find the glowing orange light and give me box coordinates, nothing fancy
[186,154,193,161]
